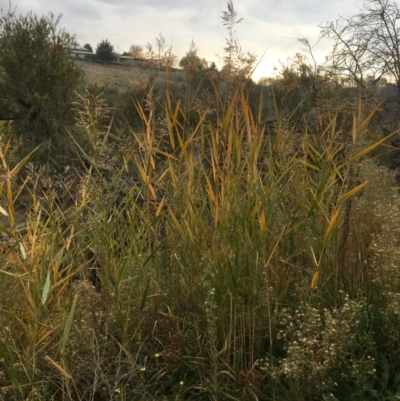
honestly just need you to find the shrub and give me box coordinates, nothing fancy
[96,39,115,63]
[0,10,82,151]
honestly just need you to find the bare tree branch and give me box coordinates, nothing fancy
[320,0,400,99]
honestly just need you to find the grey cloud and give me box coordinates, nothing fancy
[94,0,214,9]
[60,4,103,21]
[247,0,360,27]
[5,0,103,22]
[98,0,188,7]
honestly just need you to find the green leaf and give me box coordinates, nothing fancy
[60,294,78,354]
[140,278,151,312]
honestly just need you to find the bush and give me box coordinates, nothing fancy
[96,39,115,63]
[0,10,83,149]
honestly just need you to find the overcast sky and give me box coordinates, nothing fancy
[2,0,363,81]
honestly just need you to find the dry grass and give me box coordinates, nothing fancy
[75,59,142,89]
[1,75,399,400]
[75,59,185,97]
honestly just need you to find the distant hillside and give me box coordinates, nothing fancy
[75,59,185,94]
[75,59,148,91]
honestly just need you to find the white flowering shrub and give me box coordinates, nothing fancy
[351,162,400,360]
[261,295,375,400]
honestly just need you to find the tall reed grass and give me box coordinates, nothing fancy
[1,69,400,401]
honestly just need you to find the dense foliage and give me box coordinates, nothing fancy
[96,39,115,63]
[83,43,93,53]
[1,2,400,401]
[0,10,82,149]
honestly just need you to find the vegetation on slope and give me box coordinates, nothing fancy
[1,1,400,400]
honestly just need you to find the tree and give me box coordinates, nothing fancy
[83,43,94,60]
[129,44,143,58]
[0,9,83,144]
[83,43,93,53]
[179,42,208,74]
[96,39,114,63]
[320,0,400,102]
[208,61,218,71]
